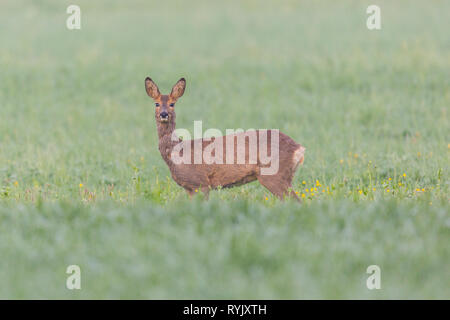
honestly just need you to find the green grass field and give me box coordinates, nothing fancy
[0,0,449,299]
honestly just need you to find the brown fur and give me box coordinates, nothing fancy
[145,77,305,200]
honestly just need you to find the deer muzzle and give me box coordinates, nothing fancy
[160,111,169,122]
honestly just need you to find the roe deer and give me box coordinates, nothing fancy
[145,77,305,200]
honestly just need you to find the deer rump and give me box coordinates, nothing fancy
[166,130,305,194]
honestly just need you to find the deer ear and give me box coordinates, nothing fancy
[170,78,186,100]
[145,77,160,99]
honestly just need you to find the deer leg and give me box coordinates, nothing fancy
[185,188,195,199]
[201,186,210,200]
[257,175,288,199]
[257,175,301,202]
[288,188,301,202]
[185,187,209,200]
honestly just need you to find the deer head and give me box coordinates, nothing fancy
[145,77,186,138]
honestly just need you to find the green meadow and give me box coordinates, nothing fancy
[0,0,448,298]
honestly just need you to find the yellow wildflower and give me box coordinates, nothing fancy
[79,183,83,188]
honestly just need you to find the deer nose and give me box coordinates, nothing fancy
[160,111,169,119]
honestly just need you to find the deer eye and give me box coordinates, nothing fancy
[169,103,174,107]
[155,103,160,107]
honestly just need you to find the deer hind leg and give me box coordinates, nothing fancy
[257,174,300,202]
[257,145,305,202]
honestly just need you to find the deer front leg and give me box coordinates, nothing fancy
[201,186,210,200]
[184,187,210,200]
[185,188,195,199]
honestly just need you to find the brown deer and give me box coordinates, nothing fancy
[145,77,305,200]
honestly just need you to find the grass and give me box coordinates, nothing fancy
[0,0,449,298]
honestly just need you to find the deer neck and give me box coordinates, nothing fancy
[157,119,176,141]
[156,119,179,166]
